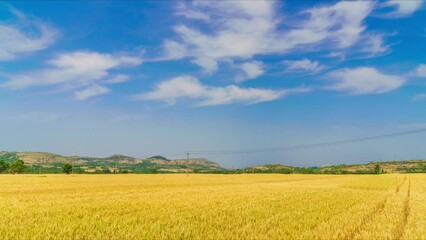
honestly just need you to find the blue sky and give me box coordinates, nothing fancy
[1,1,426,167]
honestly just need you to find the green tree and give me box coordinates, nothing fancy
[0,160,9,173]
[62,164,73,174]
[9,160,27,174]
[374,164,381,174]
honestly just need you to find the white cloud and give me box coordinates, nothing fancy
[325,34,389,60]
[413,93,426,101]
[196,85,309,107]
[191,57,218,74]
[284,1,374,49]
[104,74,131,84]
[175,3,210,21]
[162,40,187,60]
[411,64,426,77]
[137,76,204,105]
[359,34,389,56]
[74,84,111,101]
[283,59,325,73]
[236,61,265,82]
[163,1,376,73]
[135,76,310,106]
[1,51,142,90]
[0,7,58,61]
[327,67,405,95]
[381,0,424,18]
[165,1,277,67]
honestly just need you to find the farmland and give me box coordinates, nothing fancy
[0,174,425,239]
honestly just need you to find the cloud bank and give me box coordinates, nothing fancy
[327,67,406,95]
[162,1,382,73]
[1,51,142,100]
[136,76,310,106]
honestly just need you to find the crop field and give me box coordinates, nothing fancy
[0,174,425,239]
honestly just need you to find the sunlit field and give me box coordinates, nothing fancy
[0,174,425,239]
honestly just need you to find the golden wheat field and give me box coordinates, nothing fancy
[0,174,425,239]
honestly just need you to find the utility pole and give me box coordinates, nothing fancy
[186,151,190,160]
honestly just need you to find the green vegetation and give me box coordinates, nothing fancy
[0,152,19,163]
[8,160,28,174]
[219,161,426,175]
[62,164,73,174]
[1,151,426,175]
[0,160,9,173]
[374,164,381,174]
[0,151,222,174]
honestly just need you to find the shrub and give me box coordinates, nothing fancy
[0,160,9,173]
[62,164,73,174]
[374,164,381,174]
[9,160,27,174]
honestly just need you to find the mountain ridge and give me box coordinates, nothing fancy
[0,151,222,173]
[1,151,426,174]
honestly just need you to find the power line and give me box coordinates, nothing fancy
[187,128,426,155]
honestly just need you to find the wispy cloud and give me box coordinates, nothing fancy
[359,34,390,57]
[0,7,58,61]
[1,51,142,91]
[135,76,310,106]
[103,74,131,84]
[161,39,187,60]
[191,57,218,74]
[161,1,377,73]
[326,67,405,95]
[283,59,325,73]
[236,61,265,83]
[74,84,111,101]
[175,2,210,21]
[380,0,424,18]
[411,64,426,77]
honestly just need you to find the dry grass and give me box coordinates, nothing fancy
[0,174,425,239]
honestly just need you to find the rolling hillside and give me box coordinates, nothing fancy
[1,151,426,174]
[0,151,223,173]
[246,160,426,174]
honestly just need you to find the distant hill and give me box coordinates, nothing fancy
[0,151,223,173]
[316,160,426,174]
[1,151,426,174]
[147,156,169,161]
[243,160,426,174]
[244,164,294,174]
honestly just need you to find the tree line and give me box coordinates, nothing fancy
[0,159,28,174]
[0,160,75,174]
